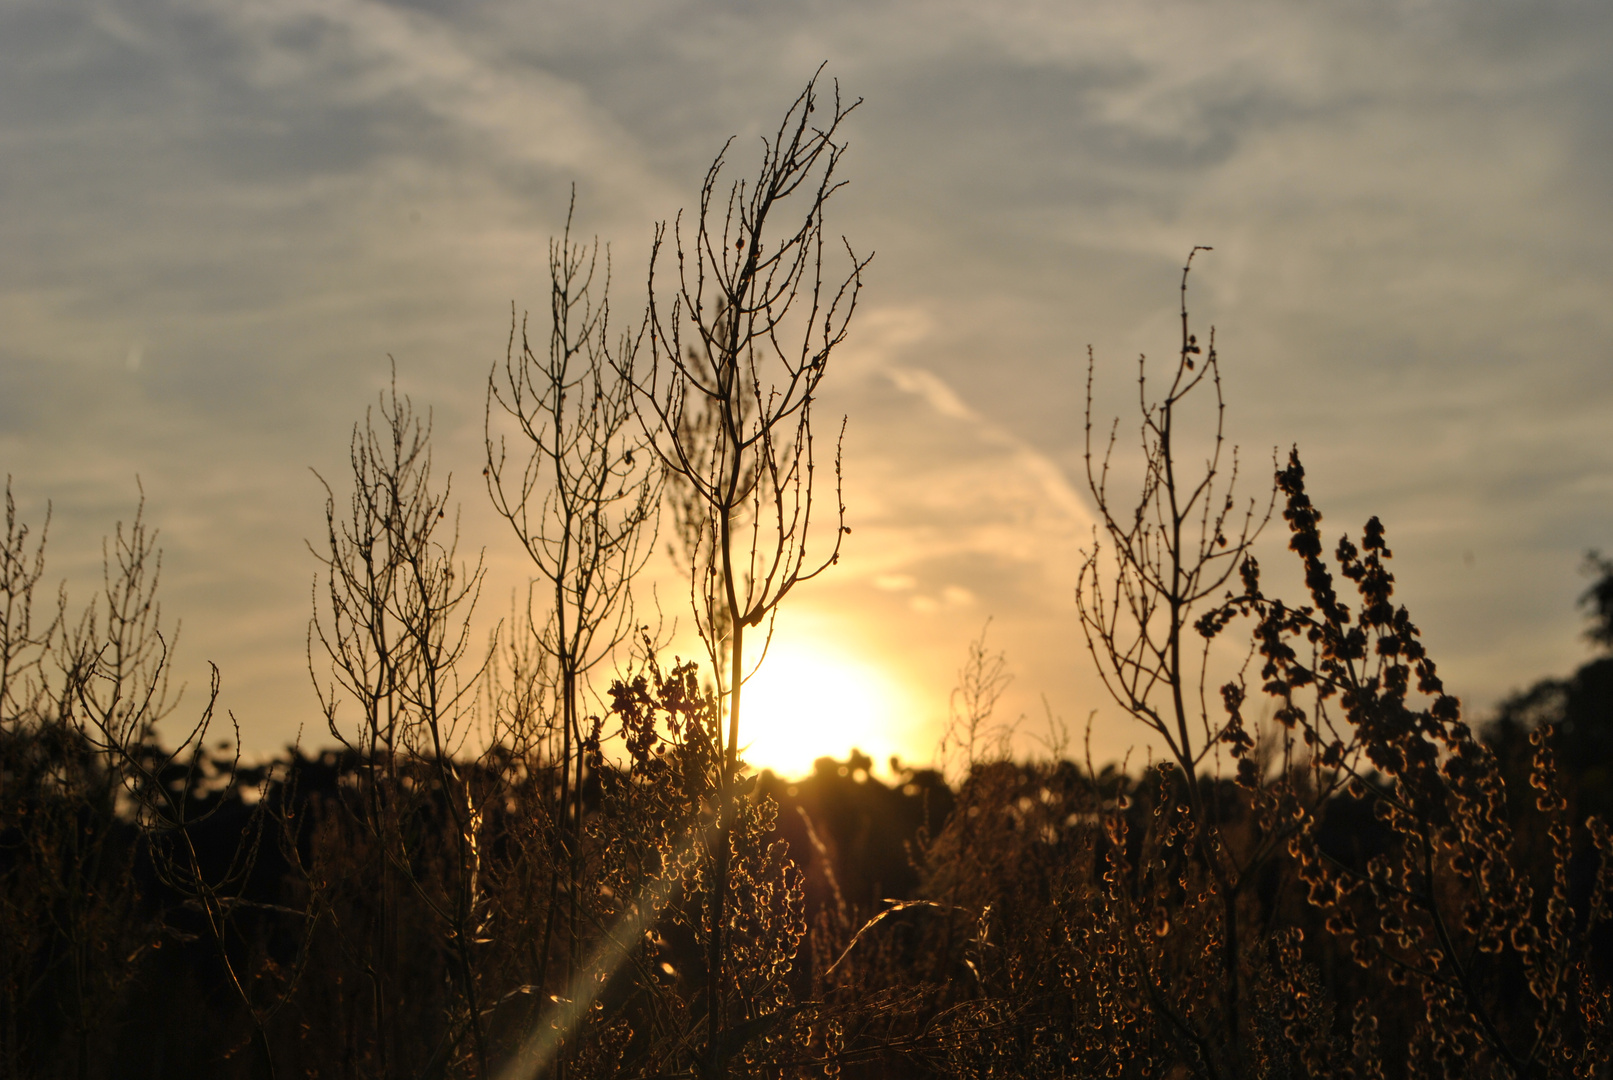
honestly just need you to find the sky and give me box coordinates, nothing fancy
[3,0,1611,778]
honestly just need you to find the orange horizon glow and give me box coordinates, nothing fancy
[732,639,910,782]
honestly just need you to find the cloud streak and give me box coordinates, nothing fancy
[3,0,1610,765]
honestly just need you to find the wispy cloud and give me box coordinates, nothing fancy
[3,0,1610,762]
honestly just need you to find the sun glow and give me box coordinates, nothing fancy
[735,641,905,780]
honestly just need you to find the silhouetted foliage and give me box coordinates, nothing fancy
[3,75,1611,1080]
[1580,553,1613,653]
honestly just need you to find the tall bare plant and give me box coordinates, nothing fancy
[619,69,870,1076]
[309,376,490,1075]
[1075,250,1297,1075]
[485,193,661,1010]
[0,480,245,1080]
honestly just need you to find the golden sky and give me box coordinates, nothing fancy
[3,0,1611,776]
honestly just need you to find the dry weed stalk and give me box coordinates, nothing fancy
[309,378,492,1075]
[485,189,661,1018]
[619,67,869,1075]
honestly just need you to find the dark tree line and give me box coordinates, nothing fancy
[3,71,1611,1079]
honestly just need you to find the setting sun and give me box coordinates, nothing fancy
[734,641,907,780]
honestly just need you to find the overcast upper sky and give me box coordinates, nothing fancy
[4,0,1611,773]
